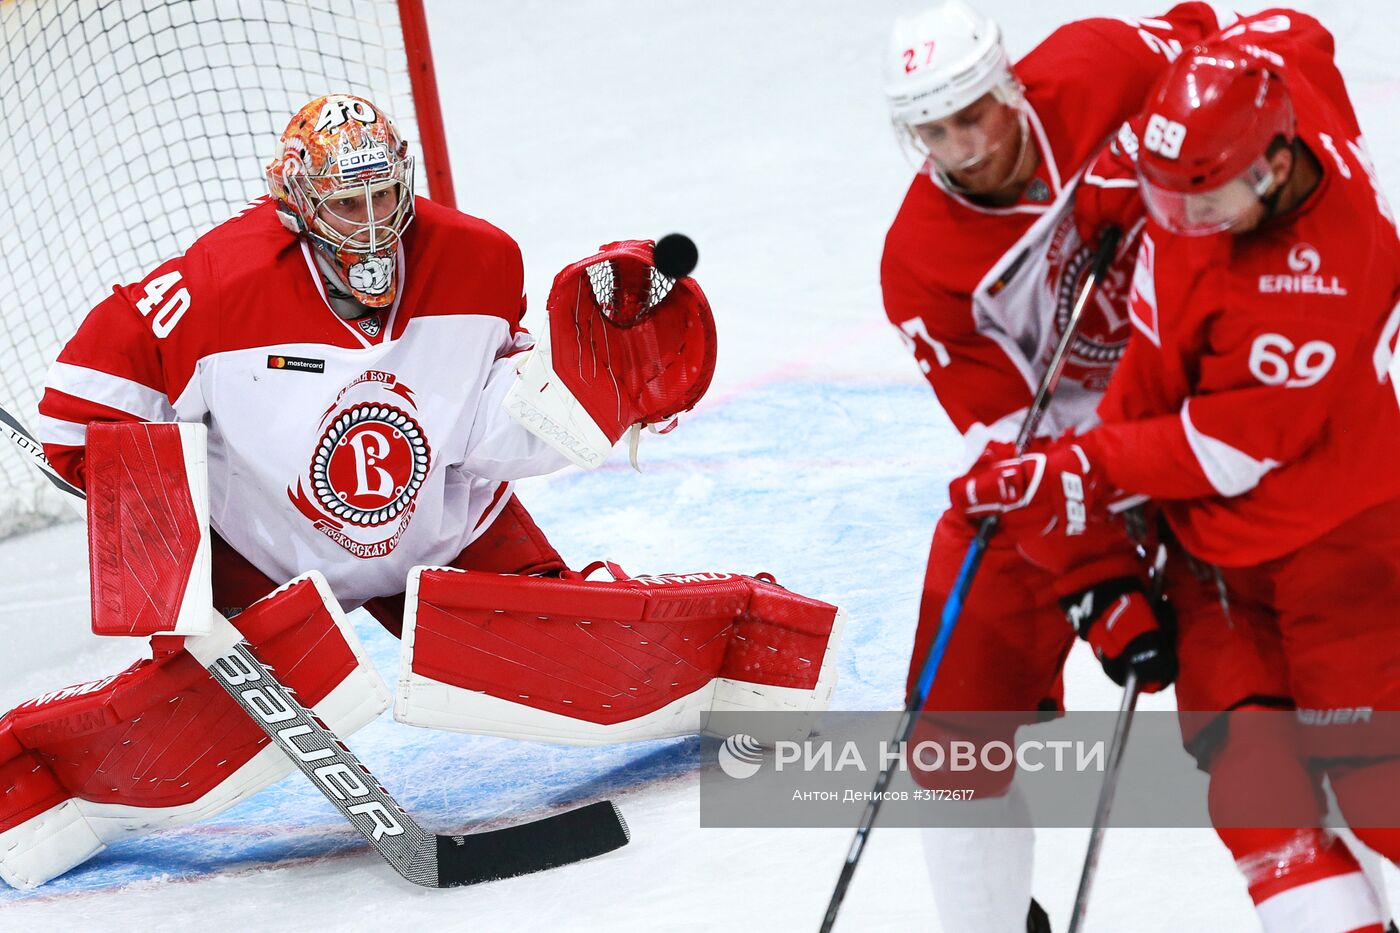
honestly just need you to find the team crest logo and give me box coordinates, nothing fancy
[289,374,432,559]
[311,403,428,527]
[1045,216,1132,389]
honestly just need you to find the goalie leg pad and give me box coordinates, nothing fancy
[0,572,388,889]
[394,566,841,746]
[362,495,566,638]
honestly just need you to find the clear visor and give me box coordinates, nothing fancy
[908,117,1013,175]
[1139,156,1273,236]
[300,157,415,255]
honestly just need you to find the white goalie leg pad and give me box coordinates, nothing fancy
[394,567,715,746]
[398,675,719,747]
[704,608,846,744]
[0,572,388,890]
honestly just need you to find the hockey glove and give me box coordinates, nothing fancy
[1061,577,1176,693]
[948,435,1107,538]
[504,239,716,469]
[1074,128,1145,251]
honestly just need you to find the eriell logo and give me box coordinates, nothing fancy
[1259,243,1347,296]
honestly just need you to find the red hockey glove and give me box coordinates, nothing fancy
[1060,577,1176,693]
[1074,129,1144,251]
[948,436,1107,538]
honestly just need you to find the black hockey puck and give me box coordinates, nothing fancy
[653,233,698,279]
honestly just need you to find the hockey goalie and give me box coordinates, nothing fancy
[0,94,843,889]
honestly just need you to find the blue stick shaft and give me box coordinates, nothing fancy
[912,516,995,704]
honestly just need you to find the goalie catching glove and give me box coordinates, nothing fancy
[505,239,717,469]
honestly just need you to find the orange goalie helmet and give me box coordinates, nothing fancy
[266,94,416,308]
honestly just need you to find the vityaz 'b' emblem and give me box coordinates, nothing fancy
[311,403,430,527]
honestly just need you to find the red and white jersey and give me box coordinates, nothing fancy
[881,4,1224,462]
[38,197,570,607]
[1096,10,1400,566]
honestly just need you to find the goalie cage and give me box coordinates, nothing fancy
[0,0,455,537]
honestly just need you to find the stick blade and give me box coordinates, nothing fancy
[434,800,630,887]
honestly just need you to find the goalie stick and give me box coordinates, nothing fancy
[818,227,1123,932]
[0,405,630,887]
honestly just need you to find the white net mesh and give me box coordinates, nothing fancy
[585,261,676,320]
[0,0,436,537]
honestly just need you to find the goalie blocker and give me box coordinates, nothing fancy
[87,421,213,637]
[397,563,844,744]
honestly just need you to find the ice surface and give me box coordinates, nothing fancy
[2,0,1399,929]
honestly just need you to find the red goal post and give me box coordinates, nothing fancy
[0,0,455,537]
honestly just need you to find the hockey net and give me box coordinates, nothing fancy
[0,0,453,538]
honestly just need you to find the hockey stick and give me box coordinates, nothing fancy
[1066,539,1165,931]
[1067,674,1140,930]
[819,226,1122,932]
[0,405,630,887]
[0,406,84,500]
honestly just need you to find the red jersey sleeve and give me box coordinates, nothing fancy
[1094,289,1382,500]
[881,232,1037,433]
[37,258,189,487]
[1091,7,1395,502]
[1024,4,1226,113]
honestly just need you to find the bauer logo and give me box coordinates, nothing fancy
[268,355,326,373]
[718,734,765,779]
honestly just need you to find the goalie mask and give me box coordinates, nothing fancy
[267,94,416,308]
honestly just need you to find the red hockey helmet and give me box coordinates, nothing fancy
[1134,41,1295,235]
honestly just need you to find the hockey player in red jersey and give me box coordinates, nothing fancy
[951,11,1400,932]
[880,3,1224,929]
[0,95,843,889]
